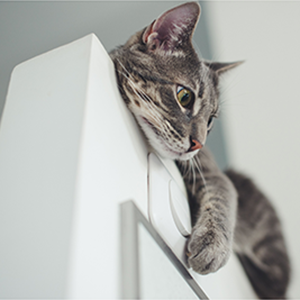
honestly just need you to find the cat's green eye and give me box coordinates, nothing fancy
[177,87,194,108]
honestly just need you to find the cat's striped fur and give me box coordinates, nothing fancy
[110,2,290,298]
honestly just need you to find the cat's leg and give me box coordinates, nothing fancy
[177,148,238,274]
[226,169,291,299]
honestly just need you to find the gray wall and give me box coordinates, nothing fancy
[205,3,300,296]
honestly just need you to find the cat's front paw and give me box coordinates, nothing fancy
[186,224,231,275]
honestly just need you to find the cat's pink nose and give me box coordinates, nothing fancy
[189,138,203,152]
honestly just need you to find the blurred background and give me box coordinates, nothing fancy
[0,1,299,298]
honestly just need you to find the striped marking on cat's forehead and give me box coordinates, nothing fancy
[125,80,172,117]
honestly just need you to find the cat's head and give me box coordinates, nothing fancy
[110,2,241,161]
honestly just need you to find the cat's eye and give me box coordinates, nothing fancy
[177,86,194,109]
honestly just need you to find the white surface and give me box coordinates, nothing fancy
[207,2,300,297]
[64,34,149,299]
[169,179,192,237]
[0,34,149,298]
[139,223,198,299]
[0,32,94,298]
[194,253,256,299]
[148,153,188,264]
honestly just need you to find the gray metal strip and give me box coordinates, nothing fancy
[120,200,209,300]
[120,200,140,299]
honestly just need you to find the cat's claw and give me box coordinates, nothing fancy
[186,225,231,275]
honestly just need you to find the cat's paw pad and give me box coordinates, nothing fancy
[186,226,231,275]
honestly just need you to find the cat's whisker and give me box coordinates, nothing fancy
[187,159,192,183]
[188,159,193,182]
[131,88,164,128]
[117,70,140,93]
[117,59,156,106]
[183,160,189,177]
[116,70,130,81]
[219,76,244,98]
[194,155,208,194]
[178,160,186,178]
[117,68,164,128]
[124,75,157,112]
[182,160,190,178]
[116,58,133,80]
[117,60,158,109]
[191,157,198,194]
[144,102,164,125]
[218,91,251,113]
[189,158,197,194]
[164,120,183,141]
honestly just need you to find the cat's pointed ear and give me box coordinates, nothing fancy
[206,61,244,75]
[142,2,200,51]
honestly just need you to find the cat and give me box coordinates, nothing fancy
[109,2,291,299]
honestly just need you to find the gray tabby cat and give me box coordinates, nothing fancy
[110,2,290,299]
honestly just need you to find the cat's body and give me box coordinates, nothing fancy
[110,2,290,298]
[177,149,290,298]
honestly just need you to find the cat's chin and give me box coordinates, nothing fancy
[156,147,200,162]
[149,135,200,161]
[175,150,200,161]
[177,151,199,161]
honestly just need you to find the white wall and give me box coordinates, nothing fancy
[206,2,300,297]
